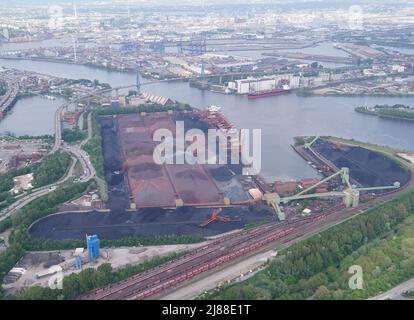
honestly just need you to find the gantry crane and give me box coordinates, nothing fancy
[264,167,400,221]
[199,208,241,228]
[304,136,320,150]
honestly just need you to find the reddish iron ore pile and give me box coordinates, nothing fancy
[116,112,228,208]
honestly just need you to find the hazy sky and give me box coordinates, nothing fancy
[6,0,411,4]
[5,0,413,9]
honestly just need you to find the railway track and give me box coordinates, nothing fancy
[80,225,275,300]
[80,162,414,300]
[80,215,329,300]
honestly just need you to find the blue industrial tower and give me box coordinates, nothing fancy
[86,234,100,262]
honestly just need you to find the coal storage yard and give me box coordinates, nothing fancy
[29,113,411,242]
[28,206,274,240]
[29,111,273,241]
[314,139,411,187]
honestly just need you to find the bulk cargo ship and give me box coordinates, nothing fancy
[247,85,291,99]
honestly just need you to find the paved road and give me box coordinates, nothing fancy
[0,78,19,115]
[81,111,93,146]
[0,156,78,222]
[0,107,96,221]
[51,104,65,153]
[370,278,414,300]
[65,144,96,182]
[52,90,98,153]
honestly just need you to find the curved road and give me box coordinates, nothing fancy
[0,107,96,222]
[0,156,78,222]
[2,85,112,222]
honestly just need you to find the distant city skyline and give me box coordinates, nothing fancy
[7,0,413,7]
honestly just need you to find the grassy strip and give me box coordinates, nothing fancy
[81,112,104,179]
[19,234,205,252]
[0,152,72,212]
[324,136,413,174]
[96,102,192,116]
[81,110,106,201]
[355,105,414,121]
[325,136,405,155]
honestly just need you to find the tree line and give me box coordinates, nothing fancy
[82,113,104,179]
[0,152,71,211]
[355,104,414,121]
[32,152,71,187]
[0,81,7,96]
[8,252,183,300]
[95,102,192,117]
[61,128,86,143]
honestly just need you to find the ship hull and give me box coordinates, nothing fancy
[247,89,291,99]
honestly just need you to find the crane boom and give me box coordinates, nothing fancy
[304,136,320,149]
[282,191,345,204]
[293,168,349,198]
[355,182,400,192]
[264,165,401,220]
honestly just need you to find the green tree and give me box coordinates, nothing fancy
[313,285,331,300]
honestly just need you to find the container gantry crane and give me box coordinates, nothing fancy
[264,167,400,221]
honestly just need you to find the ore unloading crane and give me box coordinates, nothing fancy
[264,167,401,221]
[304,136,320,150]
[199,208,240,228]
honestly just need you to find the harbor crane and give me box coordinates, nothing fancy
[177,34,207,55]
[199,208,240,228]
[304,136,320,149]
[264,167,401,221]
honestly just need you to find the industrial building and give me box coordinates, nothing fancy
[140,92,175,107]
[228,74,297,94]
[227,71,343,94]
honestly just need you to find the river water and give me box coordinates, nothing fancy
[0,95,66,136]
[0,58,413,181]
